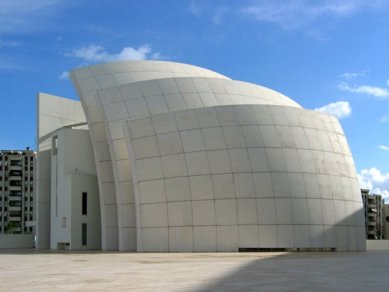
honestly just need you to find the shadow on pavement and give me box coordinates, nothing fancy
[193,251,388,292]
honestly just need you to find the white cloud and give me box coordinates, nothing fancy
[338,81,389,99]
[239,0,384,30]
[379,145,389,151]
[358,167,389,200]
[314,101,351,119]
[71,44,158,63]
[151,52,166,60]
[58,71,69,80]
[380,114,389,123]
[339,71,367,80]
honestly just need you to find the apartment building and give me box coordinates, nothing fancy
[384,204,389,239]
[361,189,384,239]
[0,149,35,236]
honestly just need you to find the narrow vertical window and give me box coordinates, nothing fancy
[82,223,87,246]
[52,136,58,156]
[82,192,87,215]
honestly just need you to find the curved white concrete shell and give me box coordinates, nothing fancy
[97,77,301,251]
[70,60,365,252]
[70,61,230,250]
[124,105,364,252]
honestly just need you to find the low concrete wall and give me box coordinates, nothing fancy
[366,240,389,251]
[0,234,34,249]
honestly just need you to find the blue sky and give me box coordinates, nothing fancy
[0,0,388,198]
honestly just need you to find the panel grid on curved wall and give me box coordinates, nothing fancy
[96,76,303,251]
[124,104,365,252]
[71,61,232,251]
[70,60,366,252]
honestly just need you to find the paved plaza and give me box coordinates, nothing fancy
[0,250,388,291]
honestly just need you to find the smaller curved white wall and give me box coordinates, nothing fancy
[124,104,365,252]
[97,76,302,251]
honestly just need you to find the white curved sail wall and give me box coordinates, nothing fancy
[124,105,365,251]
[70,61,230,250]
[97,77,301,251]
[70,60,366,252]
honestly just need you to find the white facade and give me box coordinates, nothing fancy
[49,129,100,250]
[35,93,87,249]
[35,61,366,252]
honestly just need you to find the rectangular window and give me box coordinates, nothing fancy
[82,223,87,246]
[82,192,87,215]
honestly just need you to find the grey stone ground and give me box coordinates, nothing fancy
[0,250,388,291]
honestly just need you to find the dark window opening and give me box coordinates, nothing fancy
[82,192,87,215]
[10,180,22,187]
[82,223,87,246]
